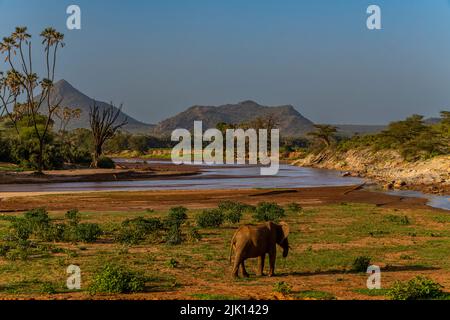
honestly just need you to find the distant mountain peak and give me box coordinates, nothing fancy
[53,79,79,94]
[40,80,154,133]
[238,100,260,106]
[153,101,315,137]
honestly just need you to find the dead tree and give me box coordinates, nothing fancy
[89,101,127,168]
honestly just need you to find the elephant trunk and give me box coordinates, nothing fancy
[281,239,289,258]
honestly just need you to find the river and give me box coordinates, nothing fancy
[0,160,448,211]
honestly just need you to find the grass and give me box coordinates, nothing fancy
[190,293,241,300]
[0,203,449,299]
[295,290,336,300]
[0,164,23,172]
[353,288,389,297]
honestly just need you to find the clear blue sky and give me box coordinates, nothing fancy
[1,0,450,124]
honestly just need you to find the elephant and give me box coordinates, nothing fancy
[229,221,290,278]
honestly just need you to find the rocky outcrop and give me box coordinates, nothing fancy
[293,149,450,195]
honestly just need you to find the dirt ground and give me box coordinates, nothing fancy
[0,186,448,300]
[0,162,201,185]
[0,186,430,212]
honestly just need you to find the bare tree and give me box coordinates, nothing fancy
[89,101,127,168]
[0,26,65,173]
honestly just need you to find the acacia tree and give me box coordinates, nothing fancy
[307,124,338,147]
[0,26,65,172]
[89,101,127,168]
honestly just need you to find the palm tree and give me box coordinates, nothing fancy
[0,26,65,173]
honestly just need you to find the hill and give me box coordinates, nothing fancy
[39,80,154,133]
[152,100,315,137]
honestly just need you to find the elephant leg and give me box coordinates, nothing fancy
[258,255,266,276]
[232,253,243,278]
[241,260,250,278]
[268,248,276,277]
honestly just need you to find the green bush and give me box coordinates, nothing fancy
[253,202,285,222]
[165,225,183,245]
[351,256,371,273]
[165,206,188,228]
[388,276,443,300]
[89,264,146,294]
[40,223,66,242]
[97,157,115,169]
[65,209,81,226]
[187,227,202,242]
[161,207,189,245]
[74,223,102,243]
[196,209,225,228]
[24,208,51,238]
[0,240,49,261]
[115,217,163,245]
[9,218,32,241]
[218,201,247,224]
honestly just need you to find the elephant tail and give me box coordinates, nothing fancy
[229,229,239,265]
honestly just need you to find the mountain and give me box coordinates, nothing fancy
[40,80,154,133]
[152,100,315,137]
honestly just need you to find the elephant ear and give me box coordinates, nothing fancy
[279,222,290,241]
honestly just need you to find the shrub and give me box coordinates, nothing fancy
[388,276,443,300]
[115,217,163,245]
[165,225,183,245]
[196,209,225,228]
[9,218,32,241]
[0,240,48,261]
[24,208,51,238]
[273,281,292,295]
[187,227,202,242]
[165,207,188,228]
[39,223,66,242]
[74,223,102,243]
[253,202,285,222]
[225,211,242,224]
[218,201,247,224]
[89,264,146,294]
[351,256,371,273]
[286,202,302,214]
[65,209,81,226]
[97,157,115,169]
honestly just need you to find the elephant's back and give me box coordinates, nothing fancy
[235,225,271,251]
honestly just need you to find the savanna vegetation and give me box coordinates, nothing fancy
[306,112,450,161]
[0,199,449,300]
[0,26,173,172]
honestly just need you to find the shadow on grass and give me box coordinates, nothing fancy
[281,265,439,277]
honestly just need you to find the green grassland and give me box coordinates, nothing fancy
[0,203,449,299]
